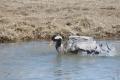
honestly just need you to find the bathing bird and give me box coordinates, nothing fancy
[51,34,113,56]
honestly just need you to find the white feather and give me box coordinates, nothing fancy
[55,36,62,40]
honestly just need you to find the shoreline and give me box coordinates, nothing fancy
[0,34,120,43]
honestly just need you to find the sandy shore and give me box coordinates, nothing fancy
[0,0,120,42]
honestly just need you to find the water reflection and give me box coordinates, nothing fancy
[53,55,73,80]
[53,55,102,80]
[53,54,120,80]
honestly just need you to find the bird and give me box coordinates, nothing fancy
[51,34,114,56]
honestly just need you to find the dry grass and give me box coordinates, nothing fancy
[0,0,120,42]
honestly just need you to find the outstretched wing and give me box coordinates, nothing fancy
[66,36,97,51]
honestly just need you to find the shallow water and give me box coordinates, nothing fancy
[0,41,120,80]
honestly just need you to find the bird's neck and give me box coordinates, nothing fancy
[56,40,62,46]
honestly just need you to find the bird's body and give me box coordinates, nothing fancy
[65,36,98,54]
[52,35,115,56]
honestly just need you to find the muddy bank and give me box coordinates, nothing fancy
[0,0,120,43]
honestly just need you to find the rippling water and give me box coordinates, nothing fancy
[0,41,120,80]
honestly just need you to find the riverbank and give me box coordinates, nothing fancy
[0,0,120,43]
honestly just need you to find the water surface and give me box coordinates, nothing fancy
[0,41,120,80]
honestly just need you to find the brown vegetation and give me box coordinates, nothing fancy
[0,0,120,42]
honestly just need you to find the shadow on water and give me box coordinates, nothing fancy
[0,41,120,80]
